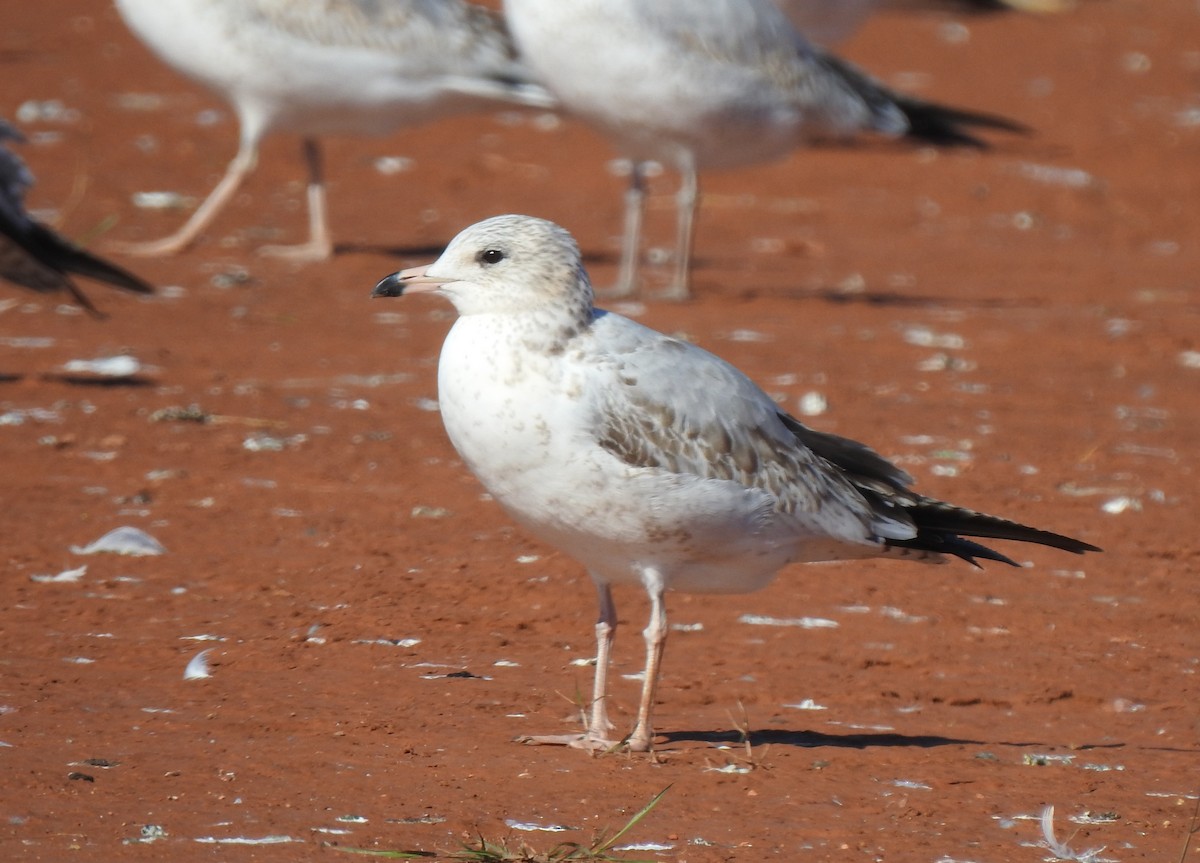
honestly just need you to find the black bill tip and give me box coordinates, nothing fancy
[371,272,406,298]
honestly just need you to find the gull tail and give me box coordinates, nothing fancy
[816,52,1029,148]
[884,496,1102,567]
[39,227,155,296]
[778,413,1098,567]
[2,118,155,316]
[892,96,1029,148]
[4,223,155,317]
[453,5,559,111]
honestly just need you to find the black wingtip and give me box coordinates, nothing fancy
[881,491,1101,566]
[62,276,106,319]
[60,241,156,296]
[888,529,1099,569]
[372,272,406,298]
[1057,537,1104,554]
[812,51,1029,150]
[2,121,153,314]
[897,97,1031,149]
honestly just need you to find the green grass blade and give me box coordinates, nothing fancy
[589,785,671,856]
[324,844,436,858]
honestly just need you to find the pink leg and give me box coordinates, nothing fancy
[627,584,667,752]
[258,137,334,261]
[517,579,624,751]
[608,160,646,298]
[657,156,698,302]
[110,135,259,257]
[586,582,617,737]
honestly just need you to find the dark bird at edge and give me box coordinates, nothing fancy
[0,119,154,317]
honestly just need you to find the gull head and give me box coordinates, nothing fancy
[372,214,594,321]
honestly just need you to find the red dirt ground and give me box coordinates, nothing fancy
[2,1,1198,860]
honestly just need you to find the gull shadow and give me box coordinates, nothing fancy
[40,374,156,388]
[805,288,958,308]
[812,289,1035,309]
[334,241,452,260]
[581,250,619,267]
[766,285,1044,310]
[662,727,986,750]
[559,251,1050,312]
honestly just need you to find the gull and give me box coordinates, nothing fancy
[372,214,1100,753]
[503,0,1025,300]
[112,0,556,260]
[0,120,153,317]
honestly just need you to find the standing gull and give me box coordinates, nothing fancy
[112,0,555,260]
[372,215,1100,753]
[0,120,153,316]
[503,0,1024,299]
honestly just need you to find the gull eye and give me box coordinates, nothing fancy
[479,247,506,265]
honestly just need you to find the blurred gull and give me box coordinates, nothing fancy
[112,0,556,260]
[0,119,153,316]
[504,0,1024,300]
[372,215,1099,752]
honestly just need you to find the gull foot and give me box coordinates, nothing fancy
[514,732,653,753]
[107,236,191,257]
[647,282,691,302]
[256,240,333,262]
